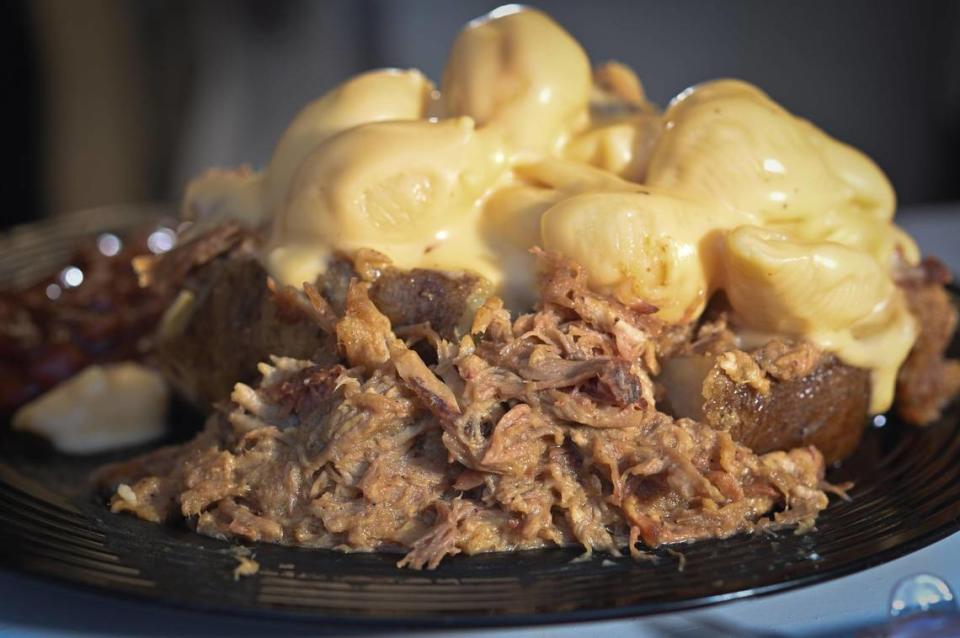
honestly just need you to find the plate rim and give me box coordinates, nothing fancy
[0,213,958,627]
[1,480,958,628]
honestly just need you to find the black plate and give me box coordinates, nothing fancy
[1,208,959,627]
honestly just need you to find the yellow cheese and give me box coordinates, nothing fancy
[481,159,642,310]
[182,166,264,227]
[722,226,917,412]
[266,117,507,288]
[541,190,749,322]
[646,79,911,268]
[564,113,660,182]
[441,6,591,156]
[192,6,925,413]
[648,80,843,223]
[263,69,435,214]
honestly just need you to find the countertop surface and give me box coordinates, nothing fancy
[1,204,959,638]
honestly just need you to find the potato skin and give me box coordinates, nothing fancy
[368,269,490,339]
[322,257,491,340]
[156,256,337,407]
[155,235,877,460]
[157,253,491,407]
[702,355,869,464]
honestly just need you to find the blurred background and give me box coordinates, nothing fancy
[3,0,959,229]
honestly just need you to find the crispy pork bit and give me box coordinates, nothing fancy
[104,252,833,569]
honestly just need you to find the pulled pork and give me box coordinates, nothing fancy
[896,257,960,425]
[103,251,832,568]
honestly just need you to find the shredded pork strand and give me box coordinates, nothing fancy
[104,252,833,569]
[895,257,960,425]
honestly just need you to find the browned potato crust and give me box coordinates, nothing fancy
[156,256,337,406]
[702,356,869,464]
[156,253,492,407]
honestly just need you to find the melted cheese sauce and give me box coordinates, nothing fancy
[183,6,922,413]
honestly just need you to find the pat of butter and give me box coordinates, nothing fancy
[12,363,169,454]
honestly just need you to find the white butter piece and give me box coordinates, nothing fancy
[12,363,169,454]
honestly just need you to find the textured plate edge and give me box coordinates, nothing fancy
[2,521,958,629]
[0,216,958,627]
